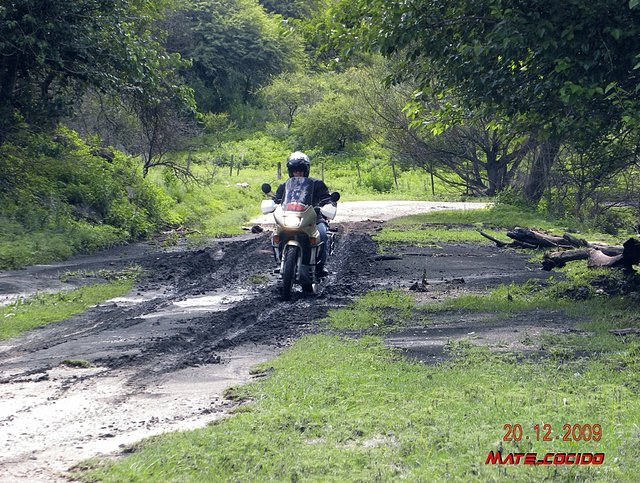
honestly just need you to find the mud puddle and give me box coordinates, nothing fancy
[0,344,276,482]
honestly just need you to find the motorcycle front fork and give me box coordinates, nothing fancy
[273,243,322,282]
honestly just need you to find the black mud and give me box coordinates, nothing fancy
[0,222,554,383]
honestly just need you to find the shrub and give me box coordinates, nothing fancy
[364,168,395,193]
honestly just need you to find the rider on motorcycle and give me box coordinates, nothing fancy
[273,151,334,276]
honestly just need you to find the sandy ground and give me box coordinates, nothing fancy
[251,200,491,224]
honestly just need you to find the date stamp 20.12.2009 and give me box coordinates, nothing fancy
[503,423,602,442]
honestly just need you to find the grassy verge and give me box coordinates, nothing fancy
[77,279,640,481]
[0,221,128,270]
[326,289,418,330]
[374,204,628,248]
[0,277,135,340]
[77,335,639,481]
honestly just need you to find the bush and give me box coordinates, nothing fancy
[0,126,178,267]
[292,94,364,152]
[364,168,394,193]
[202,112,236,135]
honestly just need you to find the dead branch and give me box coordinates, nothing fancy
[507,227,574,248]
[542,249,590,271]
[485,226,639,273]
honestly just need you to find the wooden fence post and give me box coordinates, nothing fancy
[391,158,398,189]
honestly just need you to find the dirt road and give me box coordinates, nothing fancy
[0,201,549,481]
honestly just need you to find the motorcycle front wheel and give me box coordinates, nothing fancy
[280,246,298,301]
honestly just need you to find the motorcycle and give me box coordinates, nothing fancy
[260,178,340,300]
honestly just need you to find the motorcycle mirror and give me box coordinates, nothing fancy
[261,183,272,194]
[330,191,340,202]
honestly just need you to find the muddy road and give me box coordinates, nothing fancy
[0,202,551,481]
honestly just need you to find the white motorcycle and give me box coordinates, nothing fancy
[261,178,340,300]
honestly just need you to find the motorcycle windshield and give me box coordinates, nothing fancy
[282,177,313,212]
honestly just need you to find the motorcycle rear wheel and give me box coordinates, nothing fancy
[280,246,298,301]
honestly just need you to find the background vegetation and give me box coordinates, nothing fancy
[1,0,639,268]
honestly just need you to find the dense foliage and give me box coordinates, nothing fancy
[330,0,640,142]
[1,0,639,267]
[0,0,190,140]
[326,0,640,216]
[0,127,176,268]
[164,0,304,113]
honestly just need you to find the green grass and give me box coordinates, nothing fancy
[386,204,556,230]
[0,279,134,340]
[78,331,640,482]
[77,277,640,481]
[326,289,417,330]
[0,221,128,270]
[373,204,629,249]
[374,225,504,247]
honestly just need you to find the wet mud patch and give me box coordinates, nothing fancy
[365,242,551,292]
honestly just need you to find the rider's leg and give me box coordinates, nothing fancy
[316,221,329,276]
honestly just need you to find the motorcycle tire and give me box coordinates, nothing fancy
[280,246,298,301]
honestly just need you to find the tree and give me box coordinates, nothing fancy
[292,93,363,151]
[164,0,305,113]
[260,72,327,128]
[0,0,182,142]
[259,0,326,19]
[330,0,640,203]
[333,0,640,137]
[352,63,534,195]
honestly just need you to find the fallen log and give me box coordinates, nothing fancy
[479,231,509,248]
[589,243,624,256]
[562,233,589,248]
[542,249,590,271]
[609,328,640,336]
[480,231,539,249]
[485,226,640,272]
[507,227,574,248]
[587,250,624,268]
[621,237,640,267]
[542,238,640,271]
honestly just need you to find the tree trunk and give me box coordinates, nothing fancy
[588,250,624,268]
[507,227,574,248]
[524,140,560,204]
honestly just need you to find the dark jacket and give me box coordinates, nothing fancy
[273,177,333,221]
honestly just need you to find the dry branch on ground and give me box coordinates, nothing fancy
[481,227,640,272]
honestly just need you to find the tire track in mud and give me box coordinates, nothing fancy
[105,227,382,379]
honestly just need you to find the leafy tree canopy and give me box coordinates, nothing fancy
[0,0,187,141]
[330,0,640,146]
[165,0,305,112]
[259,0,327,20]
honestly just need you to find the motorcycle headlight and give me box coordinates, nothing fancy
[283,215,301,228]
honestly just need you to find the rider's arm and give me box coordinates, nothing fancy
[314,179,332,207]
[273,183,285,204]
